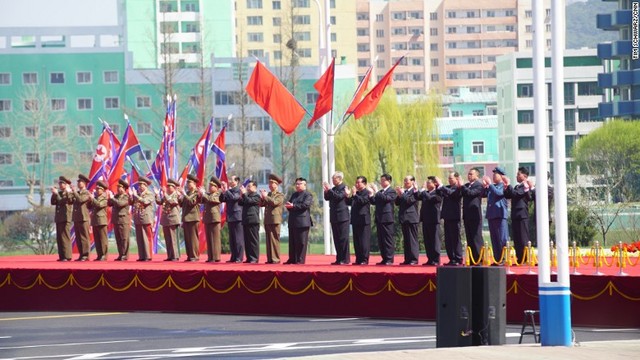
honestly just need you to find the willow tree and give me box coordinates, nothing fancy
[335,90,441,186]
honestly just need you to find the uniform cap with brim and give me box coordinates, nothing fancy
[78,174,90,183]
[118,179,129,189]
[209,176,222,187]
[186,174,199,185]
[493,167,506,176]
[167,179,179,187]
[137,177,152,186]
[96,181,108,190]
[268,174,283,184]
[58,176,72,185]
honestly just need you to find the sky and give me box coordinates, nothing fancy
[0,0,118,28]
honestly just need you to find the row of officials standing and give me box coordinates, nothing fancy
[51,172,316,264]
[323,167,539,266]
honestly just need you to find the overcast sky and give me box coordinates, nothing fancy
[0,0,119,28]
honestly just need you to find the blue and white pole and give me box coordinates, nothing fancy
[533,0,572,346]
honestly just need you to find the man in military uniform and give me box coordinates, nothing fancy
[155,179,181,261]
[51,176,73,261]
[131,177,155,261]
[71,174,92,261]
[200,176,222,262]
[260,174,284,264]
[89,180,109,261]
[239,180,261,263]
[180,174,201,261]
[108,179,132,261]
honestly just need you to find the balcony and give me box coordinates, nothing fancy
[598,100,640,118]
[599,69,640,88]
[597,10,632,31]
[597,41,632,59]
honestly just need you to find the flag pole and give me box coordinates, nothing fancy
[125,114,159,187]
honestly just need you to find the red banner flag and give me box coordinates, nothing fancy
[245,61,307,135]
[345,65,373,116]
[307,58,335,128]
[107,123,142,192]
[352,57,404,120]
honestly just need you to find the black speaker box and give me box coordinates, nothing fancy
[436,267,473,348]
[471,266,507,345]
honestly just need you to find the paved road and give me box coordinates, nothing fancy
[0,312,638,359]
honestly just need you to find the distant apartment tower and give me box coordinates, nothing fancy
[234,0,357,68]
[355,0,552,95]
[125,0,234,68]
[497,49,604,181]
[596,0,640,118]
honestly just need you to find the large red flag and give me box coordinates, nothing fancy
[345,65,373,116]
[107,123,142,192]
[87,125,120,190]
[245,61,307,135]
[307,58,335,128]
[352,57,404,120]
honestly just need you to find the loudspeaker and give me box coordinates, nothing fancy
[471,267,507,345]
[436,267,473,348]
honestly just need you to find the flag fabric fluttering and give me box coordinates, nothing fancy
[212,124,229,225]
[307,57,336,128]
[195,119,214,184]
[108,123,142,192]
[87,124,120,190]
[352,56,404,120]
[344,65,373,118]
[245,61,308,135]
[150,98,177,188]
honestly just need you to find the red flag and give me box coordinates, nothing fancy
[245,61,307,135]
[307,58,335,128]
[352,57,404,120]
[345,65,373,116]
[107,123,142,192]
[195,119,214,184]
[212,125,228,225]
[87,125,120,190]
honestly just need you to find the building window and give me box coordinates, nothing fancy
[518,110,534,124]
[306,93,319,104]
[247,0,263,9]
[183,22,200,33]
[0,127,10,138]
[138,150,152,161]
[272,17,281,26]
[183,1,198,12]
[274,50,282,60]
[137,122,151,134]
[430,28,438,36]
[376,29,384,38]
[578,108,600,122]
[451,110,463,117]
[159,1,177,12]
[430,12,437,20]
[376,14,384,21]
[376,44,385,52]
[103,71,118,83]
[442,145,453,157]
[377,59,385,68]
[518,136,535,150]
[293,0,310,8]
[430,43,438,51]
[23,72,37,84]
[79,125,93,137]
[577,82,601,96]
[78,98,92,110]
[24,99,39,112]
[248,32,264,42]
[136,96,151,108]
[26,153,40,164]
[52,151,67,164]
[293,15,310,24]
[110,124,120,136]
[517,84,533,97]
[272,1,281,10]
[0,154,13,165]
[472,110,484,116]
[79,151,93,162]
[472,141,485,154]
[430,74,439,82]
[330,33,337,42]
[51,99,66,111]
[357,12,369,20]
[52,125,66,137]
[76,71,91,84]
[0,99,11,112]
[50,72,64,84]
[247,16,263,25]
[105,97,119,109]
[0,73,11,85]
[430,59,438,66]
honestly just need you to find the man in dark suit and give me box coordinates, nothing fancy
[505,167,533,263]
[71,174,92,261]
[179,174,201,261]
[260,174,285,264]
[155,179,182,261]
[436,172,463,266]
[201,177,222,263]
[395,175,420,265]
[220,176,244,263]
[346,176,372,265]
[484,167,509,264]
[51,176,73,261]
[108,179,131,261]
[419,176,442,266]
[461,168,485,264]
[285,177,313,264]
[323,171,350,265]
[239,180,261,263]
[370,173,397,265]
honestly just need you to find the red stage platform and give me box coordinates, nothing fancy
[1,254,638,327]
